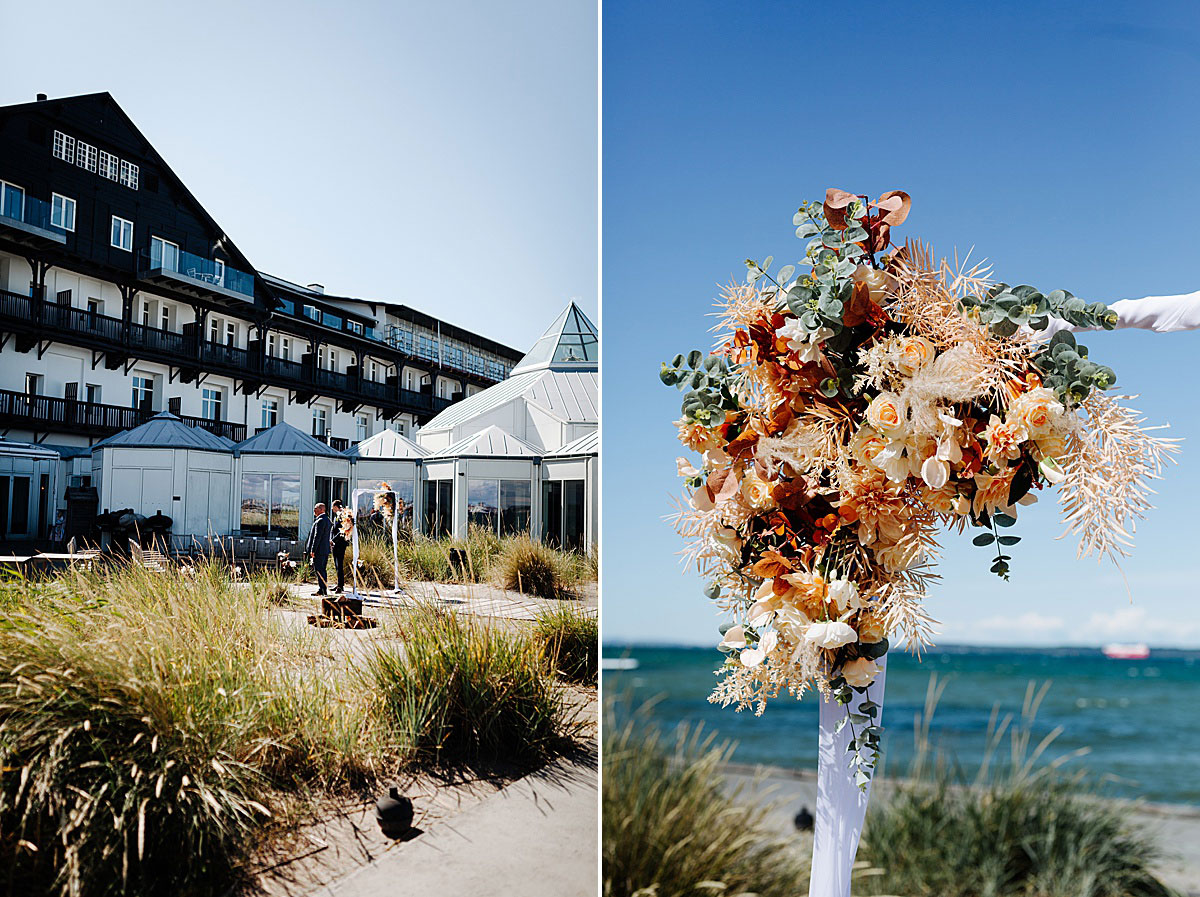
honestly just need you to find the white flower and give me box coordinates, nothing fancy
[804,620,857,649]
[719,624,747,650]
[876,440,911,482]
[841,657,881,688]
[690,486,715,512]
[676,457,700,478]
[920,455,950,489]
[826,579,862,613]
[1039,457,1067,484]
[776,319,833,363]
[740,629,778,667]
[712,526,742,554]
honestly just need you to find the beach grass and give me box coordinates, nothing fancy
[602,709,810,897]
[365,603,574,766]
[862,677,1176,897]
[534,603,598,684]
[0,560,585,897]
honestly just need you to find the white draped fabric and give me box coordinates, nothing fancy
[1040,291,1200,337]
[808,655,887,897]
[349,487,400,596]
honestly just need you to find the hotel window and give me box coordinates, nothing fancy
[202,387,223,421]
[76,141,97,173]
[53,130,76,163]
[261,398,279,429]
[226,322,237,347]
[356,415,369,441]
[208,317,221,343]
[25,373,42,396]
[119,160,139,190]
[0,181,24,220]
[280,336,292,361]
[160,304,171,331]
[85,384,101,404]
[347,320,363,336]
[267,333,277,356]
[403,369,415,391]
[131,375,154,411]
[542,479,586,551]
[369,359,379,381]
[110,216,133,251]
[214,259,225,285]
[393,419,407,437]
[302,304,320,322]
[99,150,119,181]
[151,235,179,271]
[468,479,532,537]
[317,346,326,369]
[51,194,76,231]
[328,349,339,373]
[86,298,102,318]
[417,333,437,360]
[240,472,301,538]
[139,298,152,327]
[312,407,328,438]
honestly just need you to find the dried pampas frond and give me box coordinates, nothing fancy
[877,580,940,657]
[710,280,776,348]
[1057,393,1182,564]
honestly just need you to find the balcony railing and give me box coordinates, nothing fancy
[0,388,246,442]
[0,193,67,244]
[138,245,255,300]
[0,289,463,423]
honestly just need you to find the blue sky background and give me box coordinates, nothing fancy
[0,0,597,352]
[602,0,1200,648]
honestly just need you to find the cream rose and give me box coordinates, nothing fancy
[740,629,778,667]
[851,427,889,466]
[1012,387,1066,439]
[897,336,936,374]
[866,392,906,438]
[804,620,857,649]
[740,469,773,509]
[719,624,747,650]
[841,657,881,688]
[826,579,862,614]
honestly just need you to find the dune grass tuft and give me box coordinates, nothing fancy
[534,604,598,684]
[0,561,383,897]
[493,535,575,599]
[863,677,1175,897]
[366,605,569,766]
[602,710,810,897]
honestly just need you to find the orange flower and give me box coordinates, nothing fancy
[980,415,1028,465]
[972,468,1017,517]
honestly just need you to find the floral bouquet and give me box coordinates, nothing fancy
[374,482,396,522]
[663,188,1177,784]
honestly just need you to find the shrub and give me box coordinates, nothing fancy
[0,562,380,897]
[862,678,1174,897]
[603,712,810,897]
[494,536,573,599]
[350,533,399,590]
[366,606,567,766]
[534,604,597,684]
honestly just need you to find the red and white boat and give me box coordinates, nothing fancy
[1102,642,1150,659]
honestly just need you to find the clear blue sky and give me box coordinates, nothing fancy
[602,0,1200,648]
[0,0,597,352]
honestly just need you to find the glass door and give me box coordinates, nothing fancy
[151,236,180,272]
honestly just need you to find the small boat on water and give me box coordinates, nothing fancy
[1102,642,1150,659]
[601,657,639,671]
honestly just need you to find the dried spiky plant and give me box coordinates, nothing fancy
[1057,392,1181,564]
[709,279,777,348]
[888,240,1035,405]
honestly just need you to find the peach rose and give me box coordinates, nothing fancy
[740,469,773,509]
[856,613,888,643]
[842,657,881,687]
[866,392,906,437]
[897,336,936,374]
[1012,387,1065,438]
[851,427,889,466]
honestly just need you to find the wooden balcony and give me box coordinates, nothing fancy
[0,388,247,443]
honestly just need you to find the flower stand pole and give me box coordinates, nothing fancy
[810,656,886,897]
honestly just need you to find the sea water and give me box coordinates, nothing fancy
[604,645,1200,804]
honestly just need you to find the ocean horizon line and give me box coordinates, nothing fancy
[603,640,1200,656]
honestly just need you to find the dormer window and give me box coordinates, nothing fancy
[303,304,320,322]
[347,320,364,336]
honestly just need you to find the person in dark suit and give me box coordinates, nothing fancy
[306,503,333,596]
[330,499,349,594]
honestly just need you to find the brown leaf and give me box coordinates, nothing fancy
[823,188,857,231]
[749,549,794,578]
[871,190,911,227]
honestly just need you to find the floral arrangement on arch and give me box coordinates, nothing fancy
[663,188,1178,784]
[374,482,397,522]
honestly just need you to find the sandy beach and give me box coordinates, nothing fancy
[721,763,1200,896]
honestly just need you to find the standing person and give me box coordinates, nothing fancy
[306,503,333,596]
[330,499,349,594]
